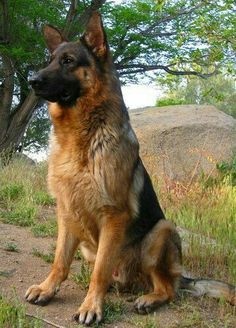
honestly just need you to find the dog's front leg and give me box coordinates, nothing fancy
[25,205,80,305]
[73,210,128,326]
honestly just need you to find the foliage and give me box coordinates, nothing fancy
[103,0,236,78]
[156,74,236,118]
[0,0,235,153]
[22,105,51,153]
[157,97,186,107]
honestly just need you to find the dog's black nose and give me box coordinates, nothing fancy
[29,74,44,89]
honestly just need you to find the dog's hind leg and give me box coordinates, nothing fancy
[25,205,80,305]
[134,219,182,314]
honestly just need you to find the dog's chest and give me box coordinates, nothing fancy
[48,129,119,214]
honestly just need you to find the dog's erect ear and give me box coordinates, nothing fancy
[82,12,107,57]
[43,25,65,53]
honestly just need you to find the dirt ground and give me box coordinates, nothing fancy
[0,222,235,328]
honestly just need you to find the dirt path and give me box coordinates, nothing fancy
[0,223,235,328]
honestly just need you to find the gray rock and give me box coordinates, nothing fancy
[130,105,236,182]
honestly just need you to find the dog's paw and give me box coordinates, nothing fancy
[25,284,56,306]
[134,293,168,314]
[73,297,103,326]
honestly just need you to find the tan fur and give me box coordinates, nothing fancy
[25,12,183,325]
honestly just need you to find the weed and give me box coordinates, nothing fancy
[32,248,54,263]
[4,242,19,252]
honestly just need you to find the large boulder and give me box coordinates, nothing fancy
[130,105,236,182]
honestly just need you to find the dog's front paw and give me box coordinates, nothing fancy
[73,296,103,326]
[25,284,57,306]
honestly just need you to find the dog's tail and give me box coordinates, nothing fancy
[180,276,236,305]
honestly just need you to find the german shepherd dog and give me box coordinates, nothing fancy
[26,12,235,326]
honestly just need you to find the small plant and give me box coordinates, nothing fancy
[32,248,54,263]
[4,242,19,252]
[72,259,92,289]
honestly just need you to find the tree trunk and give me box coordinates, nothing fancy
[0,55,14,141]
[0,0,106,157]
[0,91,39,153]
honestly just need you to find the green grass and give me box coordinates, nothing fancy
[0,158,235,327]
[4,242,19,252]
[0,183,25,202]
[33,191,55,206]
[103,298,127,324]
[32,248,54,263]
[1,204,37,227]
[72,259,92,289]
[31,220,57,237]
[157,164,236,283]
[129,316,158,328]
[0,160,56,234]
[74,249,82,260]
[0,294,42,328]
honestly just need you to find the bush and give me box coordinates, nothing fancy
[156,97,186,107]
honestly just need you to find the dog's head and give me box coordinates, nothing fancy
[29,12,110,106]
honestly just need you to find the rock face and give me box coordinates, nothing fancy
[130,105,236,182]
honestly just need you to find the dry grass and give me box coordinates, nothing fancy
[156,171,236,284]
[0,156,235,327]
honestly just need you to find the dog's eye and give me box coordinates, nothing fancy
[62,57,74,65]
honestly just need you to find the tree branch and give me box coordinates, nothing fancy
[63,0,78,38]
[26,313,66,328]
[69,0,107,37]
[116,63,218,78]
[141,1,208,36]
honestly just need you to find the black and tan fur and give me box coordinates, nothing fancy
[25,12,235,326]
